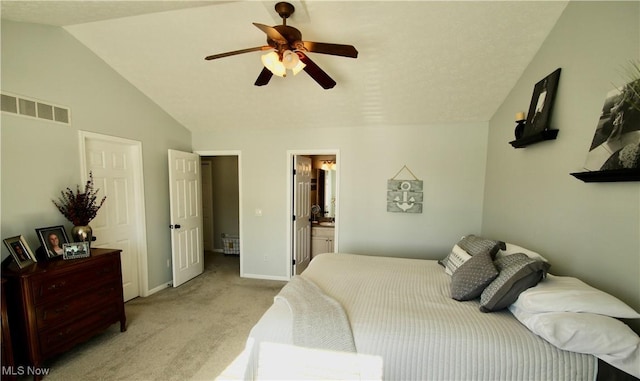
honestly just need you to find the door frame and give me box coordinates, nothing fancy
[200,160,215,252]
[194,150,243,277]
[286,149,340,278]
[78,131,150,297]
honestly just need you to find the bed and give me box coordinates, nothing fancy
[219,238,640,381]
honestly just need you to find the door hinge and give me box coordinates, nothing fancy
[293,168,297,175]
[292,259,296,265]
[292,215,296,221]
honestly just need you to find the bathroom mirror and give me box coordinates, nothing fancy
[312,156,337,220]
[323,168,336,218]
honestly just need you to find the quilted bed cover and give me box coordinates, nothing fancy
[227,253,597,380]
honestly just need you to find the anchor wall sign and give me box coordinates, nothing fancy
[387,165,423,213]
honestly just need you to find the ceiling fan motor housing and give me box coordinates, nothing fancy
[270,25,302,50]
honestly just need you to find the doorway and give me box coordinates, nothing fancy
[197,151,241,274]
[288,150,339,277]
[79,131,148,301]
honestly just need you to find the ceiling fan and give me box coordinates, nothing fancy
[204,2,358,89]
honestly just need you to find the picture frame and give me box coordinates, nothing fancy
[63,242,90,260]
[35,225,69,259]
[3,235,37,269]
[523,68,562,137]
[571,78,640,182]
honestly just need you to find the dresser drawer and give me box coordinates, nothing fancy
[30,257,119,304]
[38,302,120,357]
[35,282,121,330]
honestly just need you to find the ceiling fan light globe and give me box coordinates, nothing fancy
[282,50,299,69]
[292,60,306,75]
[261,51,278,68]
[261,52,286,77]
[273,64,287,77]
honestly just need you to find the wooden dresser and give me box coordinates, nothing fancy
[1,278,16,380]
[3,248,126,375]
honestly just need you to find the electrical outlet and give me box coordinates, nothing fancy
[263,255,268,262]
[166,259,170,268]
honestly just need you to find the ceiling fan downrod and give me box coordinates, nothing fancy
[275,2,294,25]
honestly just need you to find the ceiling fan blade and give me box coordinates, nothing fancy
[298,52,336,90]
[205,46,271,61]
[254,67,273,87]
[302,41,358,58]
[253,23,287,45]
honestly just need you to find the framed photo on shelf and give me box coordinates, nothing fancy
[3,235,37,268]
[35,225,69,259]
[523,68,562,137]
[63,242,90,260]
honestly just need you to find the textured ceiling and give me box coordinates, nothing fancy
[1,1,568,132]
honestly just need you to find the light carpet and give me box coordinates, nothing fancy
[36,251,285,381]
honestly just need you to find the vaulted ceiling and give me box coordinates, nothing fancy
[1,1,568,132]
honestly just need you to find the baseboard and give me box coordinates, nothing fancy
[242,273,289,282]
[145,282,170,296]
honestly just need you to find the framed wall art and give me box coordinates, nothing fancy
[523,68,562,137]
[387,165,423,214]
[571,78,640,182]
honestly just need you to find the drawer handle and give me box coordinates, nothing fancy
[57,328,72,337]
[47,281,66,291]
[54,305,69,314]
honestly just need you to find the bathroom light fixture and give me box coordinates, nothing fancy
[321,160,336,170]
[261,50,306,77]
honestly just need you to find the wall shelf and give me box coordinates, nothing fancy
[570,168,640,183]
[509,129,559,148]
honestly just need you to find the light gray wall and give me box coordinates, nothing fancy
[193,122,489,278]
[0,20,192,290]
[483,1,640,330]
[204,156,240,250]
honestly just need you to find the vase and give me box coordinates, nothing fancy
[71,225,93,247]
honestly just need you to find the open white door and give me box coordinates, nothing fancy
[168,149,204,287]
[293,155,312,275]
[82,133,145,301]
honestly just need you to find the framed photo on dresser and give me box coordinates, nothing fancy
[3,235,36,268]
[36,225,69,259]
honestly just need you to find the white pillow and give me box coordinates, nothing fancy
[513,274,640,319]
[444,245,472,275]
[509,305,640,378]
[496,242,548,262]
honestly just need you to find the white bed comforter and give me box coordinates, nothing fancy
[224,253,597,380]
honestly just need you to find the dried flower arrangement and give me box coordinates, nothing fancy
[52,172,106,226]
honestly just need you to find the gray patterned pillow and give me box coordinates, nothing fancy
[457,234,506,257]
[450,250,499,301]
[480,253,550,312]
[439,234,505,270]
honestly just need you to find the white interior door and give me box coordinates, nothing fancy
[84,137,141,302]
[168,149,204,287]
[293,156,311,275]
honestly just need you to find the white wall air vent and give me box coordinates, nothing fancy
[0,92,71,125]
